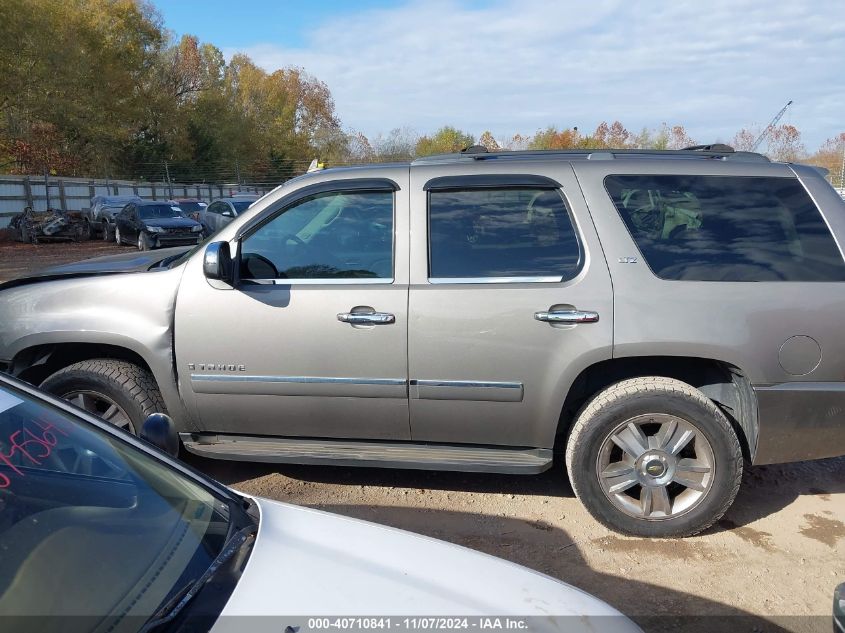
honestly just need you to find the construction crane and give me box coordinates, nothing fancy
[751,100,793,152]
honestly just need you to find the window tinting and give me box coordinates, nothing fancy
[240,190,393,280]
[605,175,845,282]
[428,187,580,279]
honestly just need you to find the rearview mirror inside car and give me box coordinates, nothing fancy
[140,412,179,457]
[203,241,233,283]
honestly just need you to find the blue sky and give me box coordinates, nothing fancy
[153,0,845,151]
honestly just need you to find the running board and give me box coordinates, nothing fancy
[180,434,553,474]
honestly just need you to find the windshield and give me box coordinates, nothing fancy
[140,205,185,220]
[0,381,246,627]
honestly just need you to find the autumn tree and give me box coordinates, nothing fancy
[369,127,418,162]
[582,121,631,149]
[731,128,758,152]
[478,131,501,152]
[0,0,164,174]
[501,134,525,151]
[665,125,695,149]
[528,126,580,149]
[765,124,805,162]
[415,126,475,156]
[807,133,845,186]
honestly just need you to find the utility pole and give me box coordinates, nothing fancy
[164,160,173,199]
[44,169,51,210]
[235,159,242,189]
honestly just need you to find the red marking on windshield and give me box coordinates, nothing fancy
[0,419,70,489]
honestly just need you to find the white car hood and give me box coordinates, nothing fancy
[213,498,640,633]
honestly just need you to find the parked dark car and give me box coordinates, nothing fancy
[114,201,203,251]
[87,195,143,240]
[170,198,208,222]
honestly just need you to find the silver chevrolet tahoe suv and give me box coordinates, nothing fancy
[2,144,844,538]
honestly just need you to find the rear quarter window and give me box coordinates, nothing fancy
[604,174,845,282]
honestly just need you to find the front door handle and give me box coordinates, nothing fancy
[337,311,395,325]
[534,310,599,324]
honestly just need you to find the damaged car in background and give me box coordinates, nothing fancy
[10,207,91,243]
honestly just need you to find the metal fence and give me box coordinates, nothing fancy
[0,175,274,229]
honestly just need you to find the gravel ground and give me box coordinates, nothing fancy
[3,241,844,633]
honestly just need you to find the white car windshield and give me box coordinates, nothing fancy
[0,381,251,629]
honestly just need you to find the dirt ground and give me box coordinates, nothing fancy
[0,238,126,282]
[2,241,843,633]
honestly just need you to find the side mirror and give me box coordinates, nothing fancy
[222,210,234,218]
[203,241,233,282]
[140,413,179,457]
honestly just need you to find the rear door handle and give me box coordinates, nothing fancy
[534,310,599,324]
[337,312,396,325]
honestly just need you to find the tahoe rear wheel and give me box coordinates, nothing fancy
[566,376,742,538]
[40,359,167,436]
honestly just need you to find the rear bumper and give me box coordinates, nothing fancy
[753,382,845,465]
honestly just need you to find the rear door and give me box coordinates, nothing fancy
[407,163,614,448]
[575,159,845,463]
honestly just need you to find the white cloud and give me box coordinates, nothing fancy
[227,0,845,150]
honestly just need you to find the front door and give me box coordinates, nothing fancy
[407,165,614,449]
[174,171,411,440]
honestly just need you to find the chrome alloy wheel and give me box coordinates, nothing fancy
[596,413,715,520]
[64,390,135,434]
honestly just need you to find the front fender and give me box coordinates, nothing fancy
[0,267,197,431]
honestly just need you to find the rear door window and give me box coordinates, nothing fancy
[604,175,845,281]
[428,187,581,280]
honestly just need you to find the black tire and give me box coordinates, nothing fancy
[79,220,92,241]
[41,359,167,435]
[565,376,742,538]
[138,231,151,251]
[102,222,114,242]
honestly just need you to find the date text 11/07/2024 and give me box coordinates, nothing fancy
[303,618,532,630]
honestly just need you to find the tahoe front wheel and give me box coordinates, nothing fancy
[566,376,742,538]
[41,359,167,436]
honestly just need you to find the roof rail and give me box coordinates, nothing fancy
[681,143,735,152]
[412,145,770,165]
